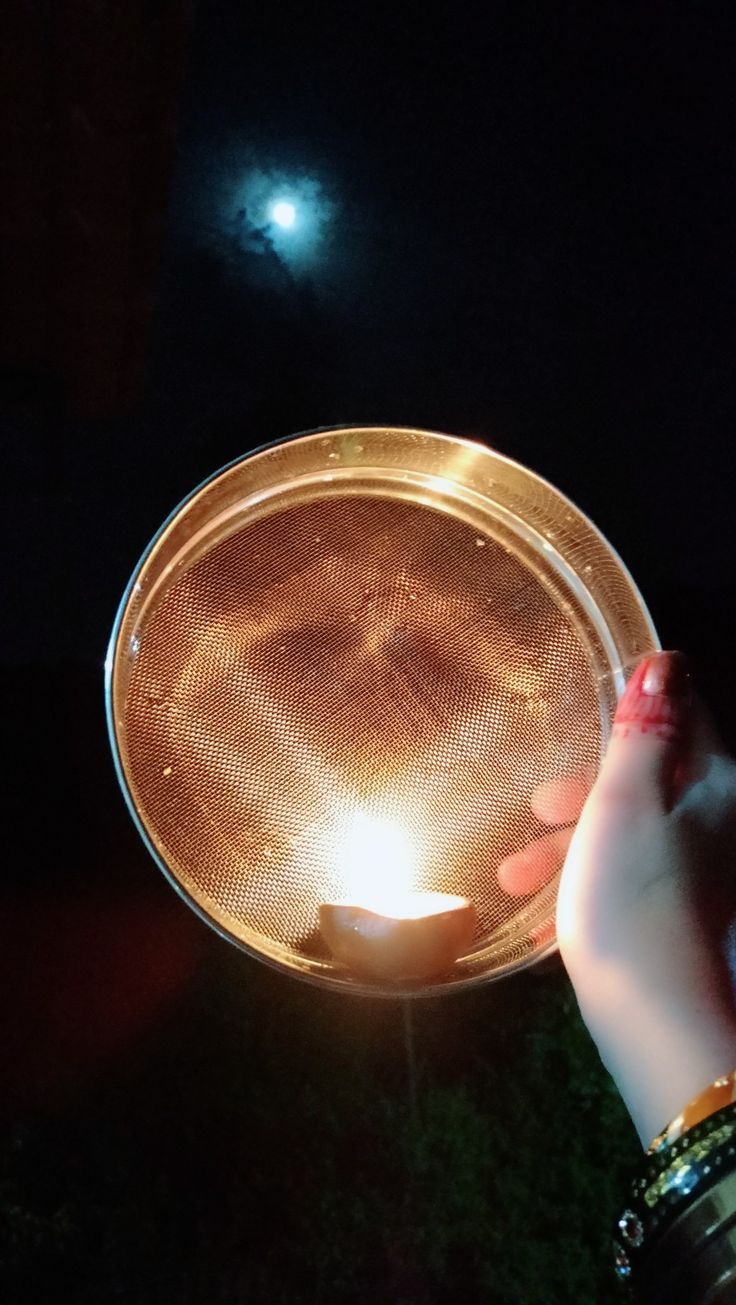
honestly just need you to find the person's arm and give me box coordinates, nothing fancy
[557,652,736,1298]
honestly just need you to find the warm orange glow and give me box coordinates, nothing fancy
[360,890,470,920]
[338,810,417,914]
[322,808,475,979]
[335,809,471,918]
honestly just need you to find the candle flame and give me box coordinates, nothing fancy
[339,810,416,915]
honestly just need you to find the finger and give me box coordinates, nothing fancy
[595,651,691,811]
[531,773,593,826]
[498,826,574,896]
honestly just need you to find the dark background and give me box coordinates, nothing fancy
[2,4,736,1302]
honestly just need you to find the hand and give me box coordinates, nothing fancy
[503,651,736,1147]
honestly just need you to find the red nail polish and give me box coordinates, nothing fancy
[641,651,691,700]
[613,652,691,738]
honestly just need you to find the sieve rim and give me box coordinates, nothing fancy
[104,425,660,996]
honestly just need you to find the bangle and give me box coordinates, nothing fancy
[613,1101,736,1286]
[648,1071,736,1157]
[632,1169,736,1303]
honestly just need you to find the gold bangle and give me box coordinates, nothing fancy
[648,1071,736,1156]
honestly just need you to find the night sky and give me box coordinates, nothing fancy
[9,6,736,681]
[3,4,736,1302]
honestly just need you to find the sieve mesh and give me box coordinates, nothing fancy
[108,427,658,994]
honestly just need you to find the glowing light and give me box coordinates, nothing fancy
[320,807,476,978]
[339,811,416,915]
[271,200,296,229]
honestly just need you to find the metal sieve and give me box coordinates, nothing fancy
[105,426,658,996]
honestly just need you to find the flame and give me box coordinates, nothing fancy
[338,810,417,916]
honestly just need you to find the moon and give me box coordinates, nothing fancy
[209,162,337,278]
[271,200,296,229]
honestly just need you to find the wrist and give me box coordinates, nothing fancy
[573,965,736,1147]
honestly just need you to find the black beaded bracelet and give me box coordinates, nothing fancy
[613,1102,736,1288]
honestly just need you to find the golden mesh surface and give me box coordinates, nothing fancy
[123,492,601,966]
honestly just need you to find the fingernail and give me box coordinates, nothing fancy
[614,651,691,726]
[641,651,691,700]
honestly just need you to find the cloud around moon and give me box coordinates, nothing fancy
[168,136,370,309]
[231,164,336,277]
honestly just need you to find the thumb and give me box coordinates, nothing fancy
[596,651,692,812]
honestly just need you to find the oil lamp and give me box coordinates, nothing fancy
[319,811,475,981]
